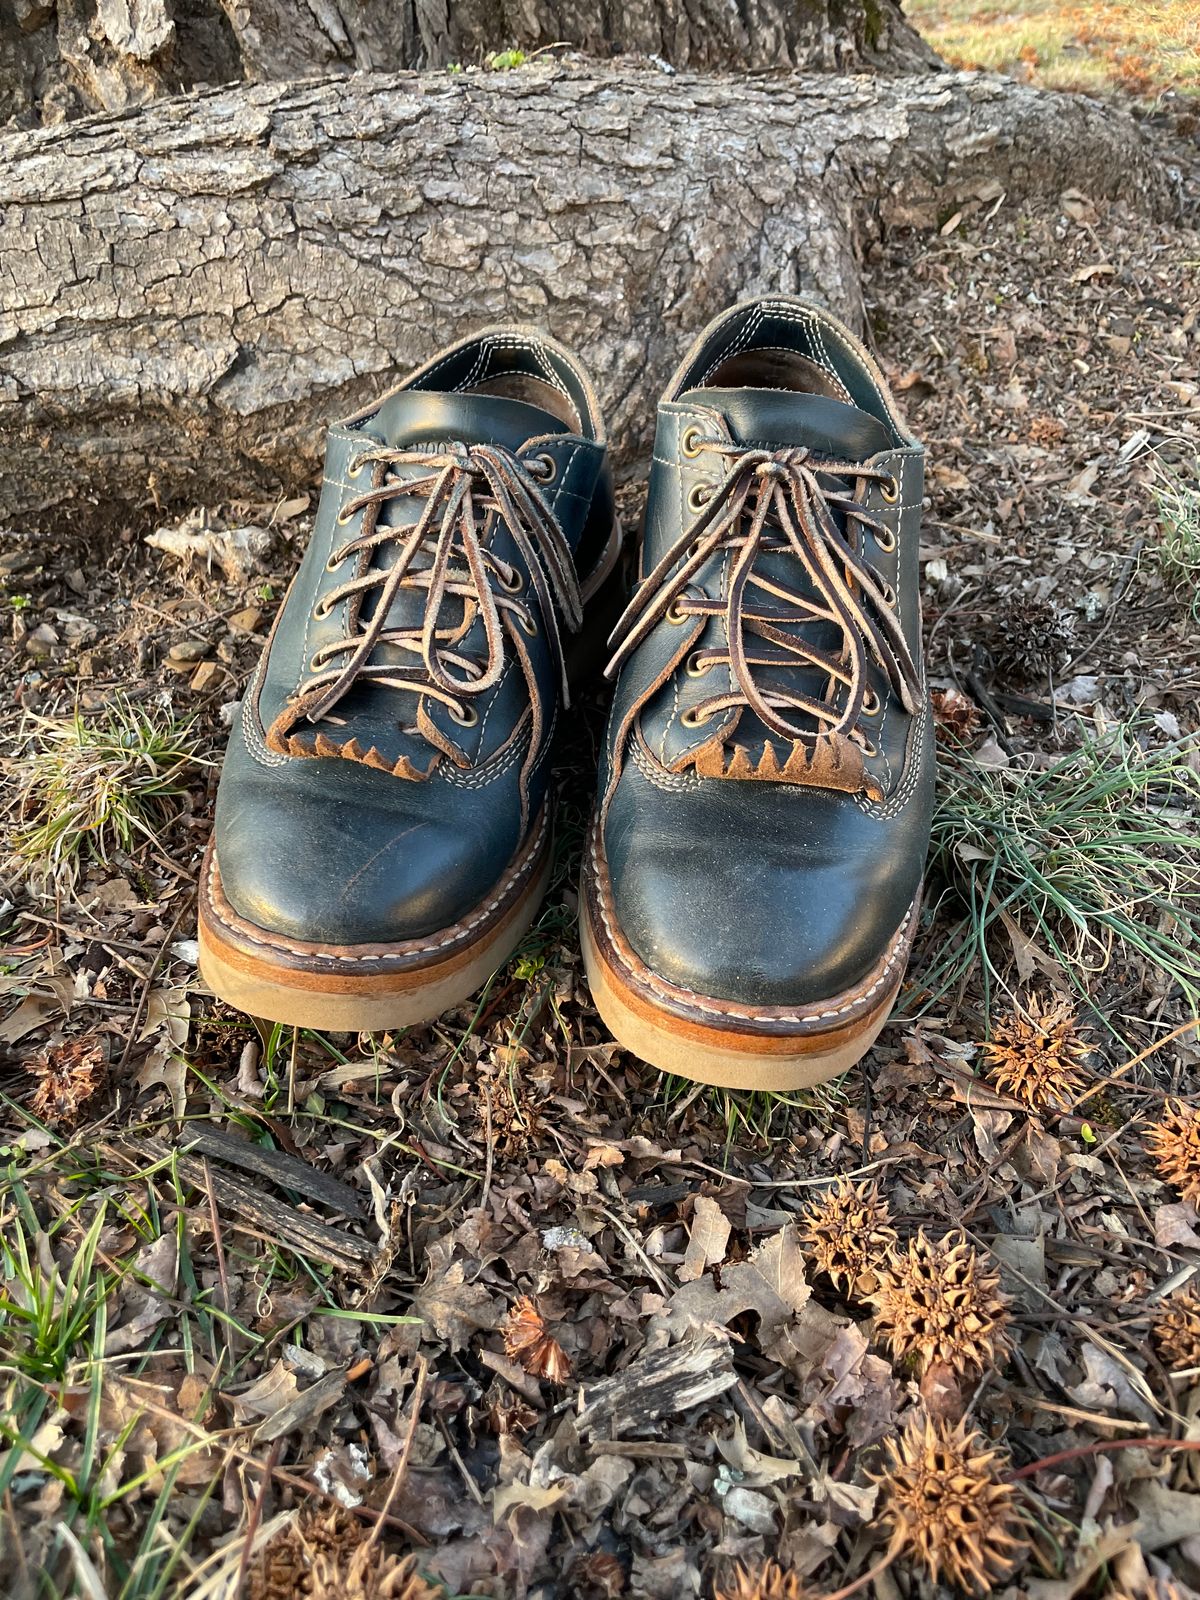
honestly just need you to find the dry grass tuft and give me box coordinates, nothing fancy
[870,1230,1011,1377]
[1152,1285,1200,1374]
[799,1176,898,1297]
[5,696,204,884]
[980,995,1091,1111]
[876,1414,1026,1595]
[714,1560,812,1600]
[27,1036,106,1125]
[1146,1099,1200,1204]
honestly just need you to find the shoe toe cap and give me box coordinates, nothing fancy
[603,776,925,1009]
[213,737,522,947]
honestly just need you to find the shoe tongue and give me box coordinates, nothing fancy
[679,387,891,462]
[370,389,568,454]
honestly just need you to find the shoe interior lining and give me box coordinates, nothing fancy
[698,349,852,403]
[466,372,583,430]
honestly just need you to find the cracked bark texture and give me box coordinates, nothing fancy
[2,0,935,126]
[0,65,1172,528]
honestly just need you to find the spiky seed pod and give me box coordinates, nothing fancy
[989,593,1076,681]
[28,1035,105,1124]
[248,1510,446,1600]
[1152,1285,1200,1374]
[799,1176,899,1297]
[931,688,983,747]
[714,1561,812,1600]
[875,1415,1025,1595]
[1147,1100,1200,1204]
[869,1230,1012,1377]
[980,997,1091,1112]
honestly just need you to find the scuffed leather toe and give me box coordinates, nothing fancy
[603,759,929,1008]
[214,726,521,946]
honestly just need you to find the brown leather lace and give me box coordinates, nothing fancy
[605,442,920,747]
[289,442,582,735]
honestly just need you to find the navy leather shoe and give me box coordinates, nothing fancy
[200,328,617,1030]
[581,297,932,1088]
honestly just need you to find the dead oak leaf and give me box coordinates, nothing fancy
[411,1260,502,1353]
[658,1224,811,1348]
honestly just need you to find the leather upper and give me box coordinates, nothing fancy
[213,328,613,946]
[594,296,934,1007]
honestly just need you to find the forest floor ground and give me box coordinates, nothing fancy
[2,38,1200,1600]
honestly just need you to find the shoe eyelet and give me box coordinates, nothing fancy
[313,597,333,621]
[880,472,900,505]
[518,611,538,636]
[336,506,356,527]
[528,452,557,484]
[878,580,896,609]
[680,705,712,729]
[862,689,881,717]
[666,600,689,625]
[326,549,347,572]
[498,565,524,594]
[687,482,715,514]
[856,735,878,757]
[448,703,479,728]
[681,426,705,459]
[347,457,366,480]
[685,651,710,678]
[875,526,897,553]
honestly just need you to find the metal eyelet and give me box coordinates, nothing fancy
[862,689,881,717]
[685,651,709,678]
[498,565,524,594]
[336,506,355,526]
[666,600,689,625]
[313,597,333,621]
[347,458,366,480]
[448,703,479,728]
[875,526,897,553]
[687,482,715,514]
[326,550,347,572]
[680,705,712,729]
[518,611,538,636]
[878,579,896,609]
[681,426,705,459]
[880,473,900,504]
[528,452,557,484]
[856,735,878,758]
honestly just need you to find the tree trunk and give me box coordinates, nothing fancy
[0,64,1172,530]
[2,0,937,127]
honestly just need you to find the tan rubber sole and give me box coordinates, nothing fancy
[198,824,552,1032]
[580,850,916,1091]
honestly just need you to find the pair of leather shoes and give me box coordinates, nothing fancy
[198,296,933,1089]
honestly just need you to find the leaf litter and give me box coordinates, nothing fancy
[2,137,1200,1600]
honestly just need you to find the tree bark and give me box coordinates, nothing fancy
[0,64,1172,529]
[2,0,937,127]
